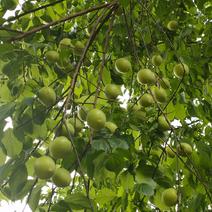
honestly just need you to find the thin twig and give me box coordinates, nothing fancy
[47,186,56,212]
[22,178,38,212]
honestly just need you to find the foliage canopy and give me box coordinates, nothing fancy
[0,0,212,211]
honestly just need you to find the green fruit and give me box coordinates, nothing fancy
[177,143,192,156]
[104,84,122,99]
[38,87,56,107]
[59,38,72,48]
[45,50,60,63]
[166,146,175,158]
[127,102,141,112]
[78,106,89,121]
[115,58,132,73]
[49,136,72,159]
[34,156,56,179]
[160,77,171,89]
[86,109,106,130]
[73,41,84,56]
[151,55,163,66]
[154,87,167,103]
[105,121,118,133]
[162,188,178,207]
[167,20,178,31]
[173,63,189,79]
[139,93,154,107]
[1,0,18,11]
[133,110,146,121]
[69,117,84,133]
[137,69,156,85]
[52,168,71,187]
[158,115,170,130]
[60,122,75,137]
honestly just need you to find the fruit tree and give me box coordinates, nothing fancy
[0,0,211,211]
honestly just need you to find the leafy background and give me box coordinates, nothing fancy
[0,0,211,211]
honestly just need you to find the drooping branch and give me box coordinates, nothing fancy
[1,0,65,25]
[9,2,117,42]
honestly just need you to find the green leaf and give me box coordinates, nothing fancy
[0,44,14,56]
[92,139,110,151]
[32,123,48,139]
[28,183,43,211]
[15,180,35,200]
[51,200,71,211]
[65,193,93,210]
[0,148,6,166]
[137,183,155,196]
[175,103,186,120]
[9,165,28,199]
[165,101,176,120]
[120,171,134,190]
[2,129,23,158]
[95,188,116,205]
[0,159,14,184]
[109,137,129,150]
[119,0,130,8]
[0,103,15,121]
[105,153,125,173]
[0,83,12,102]
[2,60,22,79]
[135,170,157,188]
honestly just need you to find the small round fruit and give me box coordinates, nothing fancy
[167,20,178,31]
[154,87,167,103]
[78,106,89,121]
[173,63,189,79]
[104,84,122,99]
[139,93,154,107]
[137,69,156,85]
[86,109,106,130]
[177,143,192,156]
[73,41,84,56]
[69,118,84,133]
[34,156,56,179]
[49,136,72,159]
[158,115,170,131]
[160,77,171,89]
[45,50,60,63]
[52,168,71,187]
[60,122,75,137]
[166,146,175,158]
[38,87,56,107]
[162,188,178,207]
[105,121,118,133]
[151,55,163,66]
[1,0,18,11]
[59,38,72,48]
[115,58,132,73]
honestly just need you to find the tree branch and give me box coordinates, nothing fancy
[2,0,65,25]
[9,2,116,42]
